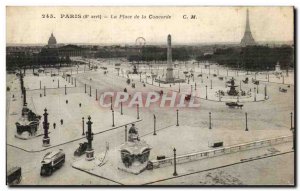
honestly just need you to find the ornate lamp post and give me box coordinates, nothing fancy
[112,110,115,127]
[254,87,256,102]
[125,125,127,142]
[42,108,50,147]
[290,112,293,130]
[153,114,157,135]
[264,84,267,100]
[23,88,27,106]
[205,85,208,100]
[89,86,92,97]
[82,117,85,135]
[290,113,295,150]
[173,148,178,176]
[137,104,140,120]
[110,96,113,110]
[176,109,179,126]
[85,116,94,161]
[120,102,123,115]
[245,112,248,131]
[209,112,212,129]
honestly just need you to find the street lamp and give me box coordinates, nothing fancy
[205,85,208,100]
[173,148,178,176]
[82,117,85,135]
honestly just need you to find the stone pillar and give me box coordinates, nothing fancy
[42,108,50,147]
[85,116,94,161]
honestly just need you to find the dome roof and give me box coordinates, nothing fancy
[48,33,57,45]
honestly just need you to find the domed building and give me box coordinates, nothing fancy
[47,33,57,47]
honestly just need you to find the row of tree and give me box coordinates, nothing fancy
[6,48,72,71]
[196,45,294,70]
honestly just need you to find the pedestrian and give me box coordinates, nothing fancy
[79,103,81,107]
[60,119,63,125]
[66,100,68,104]
[53,123,56,129]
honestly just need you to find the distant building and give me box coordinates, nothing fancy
[240,9,256,47]
[57,44,89,57]
[47,33,57,48]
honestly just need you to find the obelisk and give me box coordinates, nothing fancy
[166,34,174,82]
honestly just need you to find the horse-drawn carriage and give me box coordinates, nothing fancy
[225,102,243,108]
[252,79,259,85]
[279,87,287,93]
[242,77,248,84]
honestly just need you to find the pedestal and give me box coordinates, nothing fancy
[42,137,50,147]
[86,149,95,161]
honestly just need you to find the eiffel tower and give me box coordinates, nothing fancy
[241,9,256,47]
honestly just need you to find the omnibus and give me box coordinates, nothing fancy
[40,149,65,176]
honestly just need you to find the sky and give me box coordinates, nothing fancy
[6,6,294,45]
